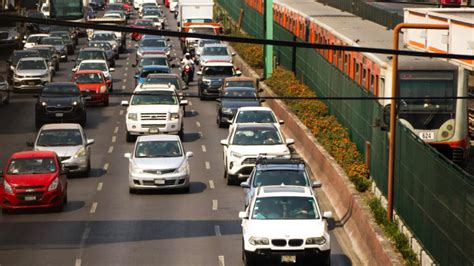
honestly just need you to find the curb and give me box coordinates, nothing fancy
[228,45,404,265]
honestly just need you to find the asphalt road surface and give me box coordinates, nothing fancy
[0,8,354,266]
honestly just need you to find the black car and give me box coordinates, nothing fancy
[216,87,262,127]
[7,50,41,83]
[50,31,75,55]
[35,82,87,128]
[197,63,242,100]
[49,26,78,45]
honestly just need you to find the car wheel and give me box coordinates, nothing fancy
[226,173,235,185]
[80,115,87,127]
[1,208,11,214]
[217,115,225,128]
[115,53,119,60]
[3,91,10,105]
[129,188,137,194]
[243,251,256,266]
[84,159,91,177]
[199,89,204,100]
[55,62,59,71]
[110,83,114,92]
[104,97,109,106]
[126,131,135,143]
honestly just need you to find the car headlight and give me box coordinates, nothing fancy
[128,113,138,121]
[48,177,59,191]
[99,85,107,93]
[3,180,13,194]
[202,78,211,84]
[132,166,143,174]
[40,73,49,78]
[72,101,78,106]
[10,65,14,70]
[222,108,233,114]
[165,50,170,56]
[14,74,23,79]
[170,113,179,121]
[174,160,188,174]
[73,147,86,159]
[249,237,269,246]
[41,101,47,107]
[230,151,243,159]
[112,44,117,49]
[306,237,326,245]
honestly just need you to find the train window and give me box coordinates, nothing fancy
[332,47,336,65]
[362,67,367,88]
[344,54,348,73]
[468,71,474,96]
[380,77,385,97]
[354,60,359,83]
[370,74,375,92]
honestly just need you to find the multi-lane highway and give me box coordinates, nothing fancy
[0,8,355,266]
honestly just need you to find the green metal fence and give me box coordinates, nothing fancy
[216,1,474,264]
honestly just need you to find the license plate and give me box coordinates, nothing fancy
[419,131,435,141]
[148,127,160,134]
[24,196,36,201]
[154,179,165,185]
[55,113,64,117]
[281,255,296,263]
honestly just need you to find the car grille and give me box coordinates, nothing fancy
[242,158,256,165]
[141,124,166,129]
[140,113,167,121]
[288,239,304,247]
[15,185,45,189]
[272,239,287,247]
[142,180,176,186]
[20,79,42,85]
[143,169,176,175]
[46,106,74,112]
[0,32,9,40]
[16,191,44,201]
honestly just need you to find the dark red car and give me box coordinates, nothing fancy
[0,151,68,213]
[131,19,155,41]
[72,70,110,106]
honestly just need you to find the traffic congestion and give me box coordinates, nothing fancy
[0,0,352,265]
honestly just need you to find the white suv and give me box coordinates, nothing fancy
[239,185,332,266]
[220,123,293,185]
[122,86,188,142]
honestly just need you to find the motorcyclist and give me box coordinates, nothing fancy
[181,53,195,81]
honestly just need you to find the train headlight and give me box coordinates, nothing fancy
[438,119,455,142]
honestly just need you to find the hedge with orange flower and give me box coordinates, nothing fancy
[266,68,371,192]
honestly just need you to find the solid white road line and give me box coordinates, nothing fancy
[108,146,114,153]
[119,110,124,115]
[205,161,210,169]
[212,199,218,211]
[97,182,103,191]
[103,163,109,171]
[209,180,215,189]
[90,202,98,214]
[218,255,225,266]
[114,126,119,134]
[112,136,116,143]
[81,227,90,241]
[196,121,201,127]
[201,145,206,152]
[214,225,221,236]
[75,259,82,266]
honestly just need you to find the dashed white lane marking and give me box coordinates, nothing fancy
[212,199,218,210]
[103,163,109,171]
[209,180,215,189]
[214,225,221,236]
[119,110,124,115]
[124,72,128,77]
[125,67,128,71]
[191,109,195,113]
[97,182,103,191]
[201,145,206,152]
[188,101,192,106]
[81,227,90,242]
[75,259,82,266]
[218,255,225,266]
[122,85,126,90]
[108,146,114,153]
[112,136,116,143]
[90,202,98,214]
[114,126,119,134]
[205,161,210,169]
[196,121,201,127]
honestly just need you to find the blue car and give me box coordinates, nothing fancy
[134,65,171,86]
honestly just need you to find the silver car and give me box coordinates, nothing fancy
[124,135,193,193]
[13,57,51,90]
[90,31,119,58]
[199,43,235,66]
[29,123,95,176]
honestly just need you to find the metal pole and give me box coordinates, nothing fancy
[388,23,449,221]
[264,0,273,79]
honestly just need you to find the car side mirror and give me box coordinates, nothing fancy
[61,165,70,175]
[240,182,250,189]
[235,70,242,76]
[231,52,236,56]
[180,99,188,106]
[72,68,77,72]
[186,151,194,158]
[215,98,221,102]
[239,211,248,219]
[312,180,322,189]
[196,71,202,76]
[323,211,333,219]
[220,139,228,146]
[279,120,285,125]
[86,139,95,145]
[286,138,295,145]
[110,68,115,72]
[124,153,132,159]
[121,100,129,106]
[26,141,34,147]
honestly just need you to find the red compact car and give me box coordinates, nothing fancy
[72,70,110,106]
[0,151,68,213]
[165,0,170,8]
[131,19,155,41]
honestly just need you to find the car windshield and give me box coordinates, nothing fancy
[252,197,319,220]
[136,20,154,27]
[223,89,257,101]
[131,91,177,105]
[203,46,229,56]
[225,80,254,88]
[79,62,107,71]
[232,127,283,145]
[92,33,114,41]
[7,157,57,175]
[50,32,70,41]
[145,76,180,89]
[36,49,53,59]
[12,51,40,64]
[17,60,46,70]
[75,73,103,83]
[203,66,234,76]
[140,68,169,77]
[253,170,309,187]
[77,51,105,61]
[235,110,277,124]
[140,57,168,67]
[27,36,45,43]
[43,84,80,96]
[144,10,161,16]
[41,38,64,45]
[88,42,111,50]
[37,129,83,146]
[135,140,182,158]
[199,39,220,47]
[107,4,124,10]
[140,39,166,48]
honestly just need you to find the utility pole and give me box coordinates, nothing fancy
[263,0,273,79]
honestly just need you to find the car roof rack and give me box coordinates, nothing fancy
[255,155,305,166]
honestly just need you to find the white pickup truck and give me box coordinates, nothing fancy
[122,86,188,142]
